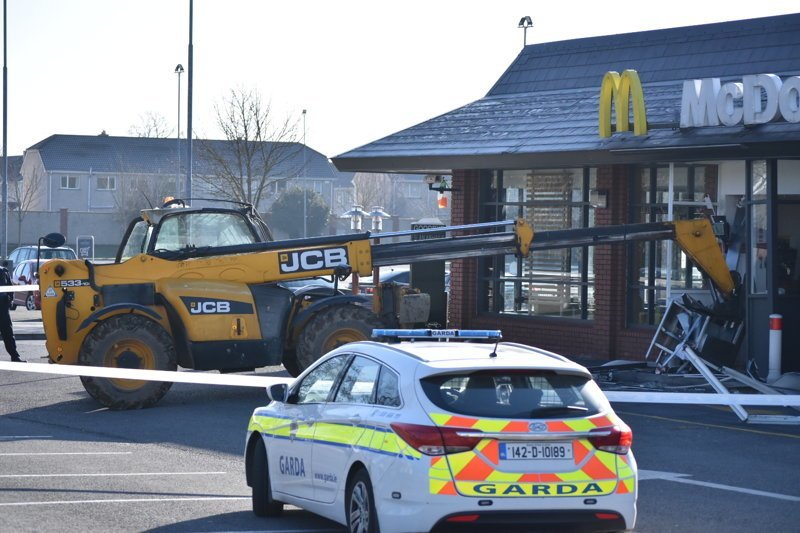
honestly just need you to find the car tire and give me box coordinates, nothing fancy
[296,305,383,373]
[346,468,379,533]
[78,314,177,410]
[251,437,283,517]
[25,293,36,311]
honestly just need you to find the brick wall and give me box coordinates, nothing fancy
[448,166,655,362]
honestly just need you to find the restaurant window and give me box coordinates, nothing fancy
[750,161,768,294]
[480,168,595,319]
[627,164,717,325]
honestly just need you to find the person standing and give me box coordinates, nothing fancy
[0,265,25,362]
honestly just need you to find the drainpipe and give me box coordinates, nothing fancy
[87,167,92,212]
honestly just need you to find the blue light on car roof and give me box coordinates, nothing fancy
[371,329,502,340]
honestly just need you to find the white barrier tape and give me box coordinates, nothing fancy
[0,284,38,293]
[605,390,800,407]
[1,361,798,407]
[0,361,293,388]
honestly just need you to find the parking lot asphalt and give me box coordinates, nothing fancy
[3,335,800,532]
[8,308,44,340]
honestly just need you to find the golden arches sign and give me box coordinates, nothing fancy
[598,70,648,138]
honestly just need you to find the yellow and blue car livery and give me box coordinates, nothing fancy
[244,330,637,533]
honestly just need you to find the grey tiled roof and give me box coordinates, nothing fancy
[333,13,800,173]
[27,134,353,187]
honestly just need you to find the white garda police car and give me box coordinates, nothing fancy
[245,330,637,533]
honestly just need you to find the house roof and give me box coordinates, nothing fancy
[27,134,353,187]
[333,13,800,174]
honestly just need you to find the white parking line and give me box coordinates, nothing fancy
[0,452,132,456]
[0,496,250,507]
[0,471,226,478]
[640,469,800,502]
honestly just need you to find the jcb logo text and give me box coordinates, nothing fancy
[279,247,348,273]
[190,301,231,314]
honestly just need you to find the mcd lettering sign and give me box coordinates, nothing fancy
[681,74,800,128]
[598,69,648,138]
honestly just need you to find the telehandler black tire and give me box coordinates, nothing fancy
[281,349,302,378]
[296,305,382,372]
[78,314,177,410]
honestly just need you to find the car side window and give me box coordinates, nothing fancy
[375,366,401,407]
[334,356,380,404]
[295,355,349,404]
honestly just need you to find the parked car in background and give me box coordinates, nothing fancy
[349,265,451,296]
[10,259,41,310]
[352,266,411,295]
[4,244,77,272]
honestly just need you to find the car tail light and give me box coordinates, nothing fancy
[390,422,482,455]
[588,424,632,455]
[446,514,480,523]
[595,512,622,520]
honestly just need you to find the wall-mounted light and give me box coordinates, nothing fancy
[424,174,455,192]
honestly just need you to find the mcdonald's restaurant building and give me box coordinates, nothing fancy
[333,13,800,376]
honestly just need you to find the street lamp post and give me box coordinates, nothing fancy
[341,205,369,293]
[368,206,391,303]
[174,64,184,197]
[302,109,307,238]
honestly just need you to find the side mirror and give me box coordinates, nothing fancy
[18,275,26,283]
[266,383,288,403]
[41,233,66,249]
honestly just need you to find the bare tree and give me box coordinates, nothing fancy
[129,112,174,138]
[9,159,41,248]
[197,87,301,210]
[111,174,175,226]
[353,173,392,210]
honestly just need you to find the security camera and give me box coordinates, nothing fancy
[424,175,440,185]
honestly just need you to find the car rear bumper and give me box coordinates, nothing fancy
[431,509,627,532]
[375,490,636,533]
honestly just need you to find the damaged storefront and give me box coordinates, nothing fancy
[333,13,800,378]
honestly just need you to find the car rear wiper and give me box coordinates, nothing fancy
[528,405,589,417]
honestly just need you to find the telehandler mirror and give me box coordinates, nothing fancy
[41,232,66,249]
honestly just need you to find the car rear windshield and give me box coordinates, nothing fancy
[420,370,608,419]
[40,249,76,260]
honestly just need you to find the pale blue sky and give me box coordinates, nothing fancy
[2,1,799,158]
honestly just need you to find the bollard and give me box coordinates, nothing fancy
[767,314,782,383]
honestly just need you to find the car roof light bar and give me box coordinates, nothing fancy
[372,329,503,341]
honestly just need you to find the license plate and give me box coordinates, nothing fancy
[499,442,573,460]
